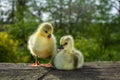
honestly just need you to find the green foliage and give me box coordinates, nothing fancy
[75,35,120,62]
[75,36,98,61]
[0,0,120,62]
[0,32,31,62]
[0,32,18,62]
[7,21,39,45]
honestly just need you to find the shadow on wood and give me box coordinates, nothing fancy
[0,62,120,80]
[39,66,101,80]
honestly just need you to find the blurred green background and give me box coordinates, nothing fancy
[0,0,120,63]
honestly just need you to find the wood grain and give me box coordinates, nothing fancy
[0,62,119,80]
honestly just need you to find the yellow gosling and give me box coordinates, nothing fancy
[28,22,57,67]
[52,35,84,70]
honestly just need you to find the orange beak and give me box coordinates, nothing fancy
[48,34,51,38]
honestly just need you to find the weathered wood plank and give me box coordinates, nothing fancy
[0,62,119,80]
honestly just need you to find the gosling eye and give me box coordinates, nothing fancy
[64,42,68,45]
[44,31,48,33]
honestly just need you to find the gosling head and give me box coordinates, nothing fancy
[37,22,53,38]
[58,35,74,50]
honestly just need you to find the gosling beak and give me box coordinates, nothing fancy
[58,45,64,49]
[48,34,51,38]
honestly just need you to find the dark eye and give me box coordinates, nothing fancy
[64,42,68,45]
[44,31,48,33]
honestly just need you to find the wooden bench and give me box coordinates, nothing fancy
[0,61,120,80]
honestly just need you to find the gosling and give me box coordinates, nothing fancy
[52,35,84,70]
[28,22,56,67]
